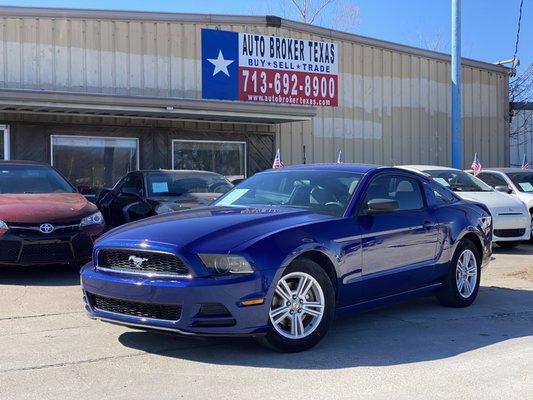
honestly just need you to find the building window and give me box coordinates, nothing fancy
[172,140,246,180]
[0,125,9,160]
[51,135,139,193]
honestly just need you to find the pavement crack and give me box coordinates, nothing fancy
[0,311,83,322]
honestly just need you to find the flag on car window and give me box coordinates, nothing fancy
[336,150,343,163]
[471,153,482,176]
[522,154,529,170]
[273,149,284,169]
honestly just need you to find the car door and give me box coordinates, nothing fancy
[108,173,149,227]
[356,173,440,300]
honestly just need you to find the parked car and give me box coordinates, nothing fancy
[81,164,492,352]
[469,168,533,242]
[0,160,105,266]
[403,165,530,248]
[96,170,233,229]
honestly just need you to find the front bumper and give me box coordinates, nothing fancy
[492,214,530,242]
[0,228,95,266]
[81,263,275,336]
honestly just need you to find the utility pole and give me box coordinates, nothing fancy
[451,0,461,168]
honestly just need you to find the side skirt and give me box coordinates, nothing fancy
[335,283,443,317]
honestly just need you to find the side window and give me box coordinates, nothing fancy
[361,175,424,212]
[121,174,143,196]
[428,181,456,205]
[477,172,507,188]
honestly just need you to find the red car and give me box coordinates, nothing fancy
[0,160,105,266]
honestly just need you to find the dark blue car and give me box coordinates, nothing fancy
[81,164,492,352]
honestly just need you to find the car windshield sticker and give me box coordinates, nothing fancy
[216,188,250,206]
[152,182,169,194]
[518,182,533,192]
[434,177,450,187]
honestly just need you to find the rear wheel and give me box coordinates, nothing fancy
[496,241,520,248]
[437,239,481,307]
[259,258,335,352]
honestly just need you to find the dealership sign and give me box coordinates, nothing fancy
[201,29,338,107]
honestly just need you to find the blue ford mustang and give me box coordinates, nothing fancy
[81,164,492,352]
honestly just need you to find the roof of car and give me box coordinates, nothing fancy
[270,163,382,173]
[401,165,459,171]
[0,160,49,167]
[136,169,223,175]
[479,168,531,173]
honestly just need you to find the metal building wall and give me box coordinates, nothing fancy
[510,108,533,167]
[0,10,510,168]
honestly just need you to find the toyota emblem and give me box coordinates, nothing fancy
[39,223,55,234]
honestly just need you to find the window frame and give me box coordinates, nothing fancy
[477,172,508,189]
[50,134,140,188]
[171,139,247,179]
[0,124,10,160]
[356,173,428,216]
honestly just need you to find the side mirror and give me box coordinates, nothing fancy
[367,198,399,213]
[120,186,142,198]
[494,185,512,194]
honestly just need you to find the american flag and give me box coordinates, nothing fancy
[521,154,529,170]
[336,150,343,164]
[272,148,284,169]
[471,153,482,176]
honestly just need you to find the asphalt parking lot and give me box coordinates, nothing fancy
[1,246,532,400]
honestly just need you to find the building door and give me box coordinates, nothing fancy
[0,125,9,160]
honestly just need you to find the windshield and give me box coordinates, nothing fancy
[0,165,75,194]
[507,172,533,193]
[146,172,233,197]
[213,170,363,216]
[424,169,493,192]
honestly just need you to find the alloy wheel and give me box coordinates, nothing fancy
[455,249,478,298]
[269,272,325,339]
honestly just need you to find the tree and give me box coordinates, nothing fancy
[261,0,359,32]
[509,63,533,142]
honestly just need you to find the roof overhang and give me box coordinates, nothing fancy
[0,89,317,124]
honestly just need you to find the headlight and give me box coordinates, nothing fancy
[80,211,104,227]
[0,220,8,230]
[199,254,254,275]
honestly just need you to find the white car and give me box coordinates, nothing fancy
[402,165,530,248]
[470,168,533,242]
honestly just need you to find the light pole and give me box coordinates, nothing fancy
[451,0,461,168]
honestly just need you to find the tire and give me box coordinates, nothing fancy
[437,239,481,308]
[258,258,335,352]
[496,241,520,248]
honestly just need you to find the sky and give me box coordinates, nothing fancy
[2,0,531,74]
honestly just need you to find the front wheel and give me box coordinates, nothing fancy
[496,241,521,248]
[437,239,481,307]
[258,258,335,352]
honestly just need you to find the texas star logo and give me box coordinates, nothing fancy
[128,255,148,268]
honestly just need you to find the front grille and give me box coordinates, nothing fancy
[493,228,526,238]
[97,249,189,277]
[0,241,21,262]
[88,293,182,321]
[19,243,73,263]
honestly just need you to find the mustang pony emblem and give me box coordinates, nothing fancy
[128,255,148,268]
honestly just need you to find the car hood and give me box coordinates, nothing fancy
[150,193,223,212]
[98,206,335,252]
[455,191,526,213]
[0,193,97,224]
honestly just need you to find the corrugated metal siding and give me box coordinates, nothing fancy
[510,109,533,167]
[0,15,509,168]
